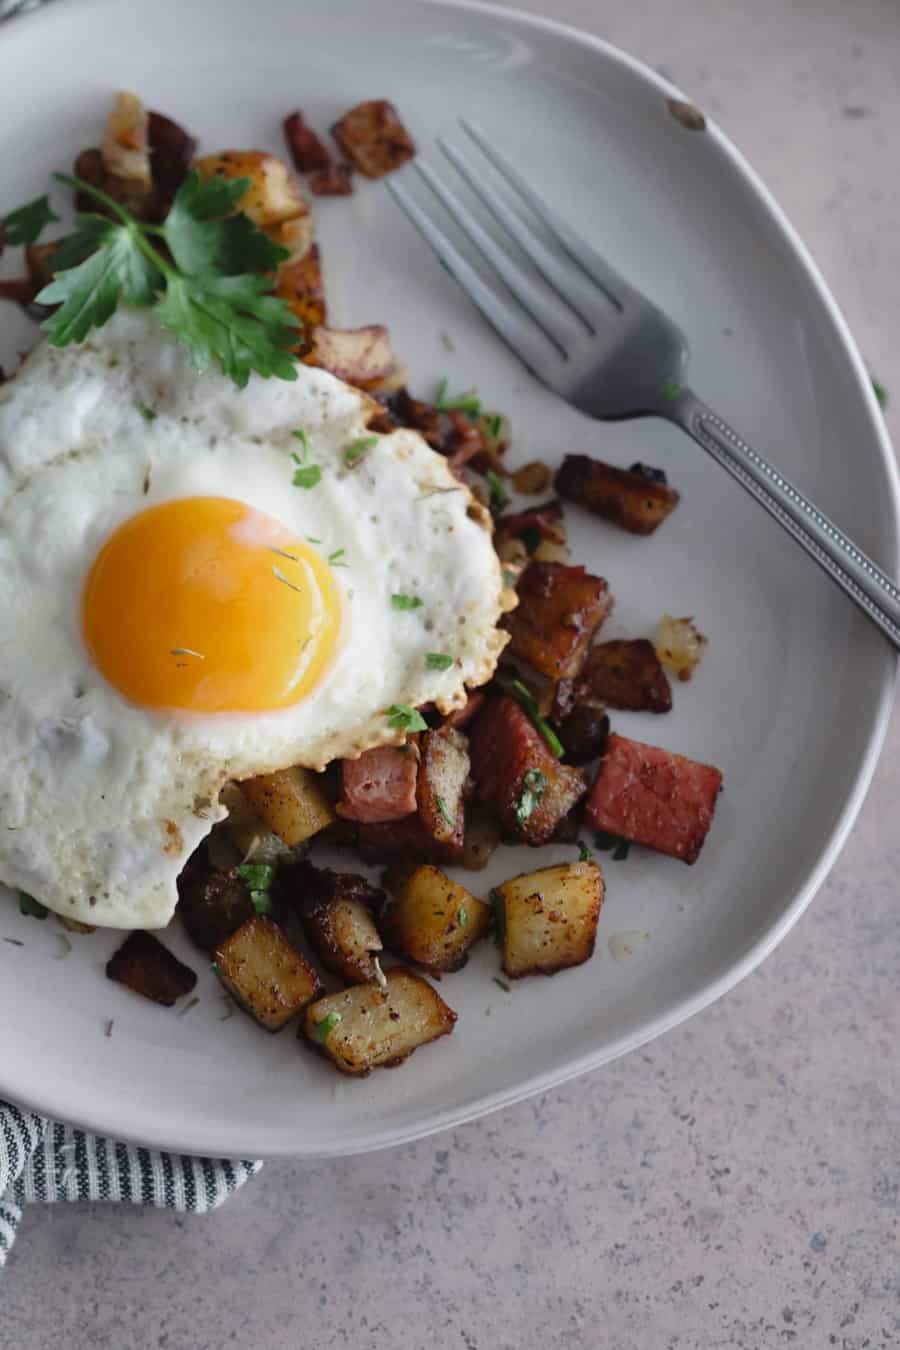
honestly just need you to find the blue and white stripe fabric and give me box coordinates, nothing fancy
[0,1102,262,1268]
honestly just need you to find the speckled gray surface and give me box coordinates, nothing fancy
[4,0,900,1346]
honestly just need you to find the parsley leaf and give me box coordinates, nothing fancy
[435,794,455,828]
[386,704,428,732]
[435,377,481,416]
[328,548,348,567]
[292,462,322,489]
[663,379,683,401]
[19,892,48,920]
[237,862,276,915]
[872,377,888,410]
[137,402,157,421]
[510,679,564,758]
[458,904,468,928]
[485,469,509,511]
[426,652,453,671]
[484,412,503,440]
[514,768,546,826]
[29,170,299,388]
[2,193,58,246]
[577,840,594,862]
[344,435,377,468]
[521,525,541,556]
[313,1009,343,1042]
[391,594,423,611]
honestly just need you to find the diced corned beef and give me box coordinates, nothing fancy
[498,500,565,543]
[282,111,332,173]
[355,813,464,866]
[577,639,672,713]
[442,690,485,730]
[468,696,586,845]
[556,454,680,535]
[585,733,722,864]
[336,744,419,823]
[354,725,468,863]
[502,561,612,681]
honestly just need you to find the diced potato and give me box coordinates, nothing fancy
[304,324,398,389]
[106,931,197,1006]
[511,460,552,495]
[214,915,322,1031]
[217,781,294,864]
[193,150,308,227]
[380,865,491,973]
[495,860,604,979]
[101,91,151,186]
[654,614,707,682]
[271,213,316,265]
[299,884,383,986]
[304,967,456,1075]
[462,804,501,871]
[239,766,335,847]
[275,239,327,336]
[331,100,416,178]
[417,725,468,848]
[58,915,95,935]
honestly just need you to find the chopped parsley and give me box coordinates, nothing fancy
[18,892,48,920]
[458,905,469,929]
[237,862,276,915]
[291,431,321,489]
[327,548,348,567]
[435,794,455,828]
[485,468,509,511]
[663,379,683,401]
[510,679,564,758]
[514,768,546,826]
[502,566,519,588]
[872,377,888,409]
[313,1009,343,1042]
[426,652,453,671]
[386,704,428,733]
[24,170,298,387]
[211,962,224,976]
[520,525,541,556]
[484,412,503,440]
[344,435,377,468]
[391,593,423,611]
[305,534,321,545]
[136,402,157,421]
[594,830,631,860]
[2,193,58,246]
[577,840,594,862]
[435,376,481,417]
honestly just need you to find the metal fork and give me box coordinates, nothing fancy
[387,118,900,651]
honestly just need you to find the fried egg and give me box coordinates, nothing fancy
[0,310,509,928]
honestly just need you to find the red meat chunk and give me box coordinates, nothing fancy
[502,561,611,680]
[282,111,331,173]
[336,745,418,823]
[585,733,722,864]
[468,696,586,845]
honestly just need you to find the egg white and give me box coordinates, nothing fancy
[0,311,509,928]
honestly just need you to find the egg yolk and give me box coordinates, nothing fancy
[82,496,341,713]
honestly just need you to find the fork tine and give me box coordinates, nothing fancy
[437,136,600,331]
[458,117,633,310]
[385,178,561,381]
[412,159,582,355]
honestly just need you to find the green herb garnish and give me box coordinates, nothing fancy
[18,892,48,920]
[485,468,509,511]
[2,194,58,246]
[211,962,224,976]
[435,376,481,416]
[493,977,511,993]
[305,535,321,545]
[458,905,469,929]
[291,430,321,488]
[514,768,546,826]
[510,679,564,759]
[26,170,299,388]
[237,862,276,915]
[426,652,453,671]
[872,377,888,409]
[391,594,423,611]
[136,402,157,421]
[663,379,683,401]
[386,704,428,733]
[327,548,348,567]
[485,413,503,440]
[344,435,377,468]
[435,794,455,829]
[502,567,519,588]
[594,831,631,860]
[521,525,541,556]
[313,1009,343,1042]
[577,840,594,862]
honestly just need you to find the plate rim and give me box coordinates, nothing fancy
[0,0,897,1157]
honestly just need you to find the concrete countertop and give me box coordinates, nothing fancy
[5,1,899,1346]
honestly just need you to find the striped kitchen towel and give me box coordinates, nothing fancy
[0,1101,262,1268]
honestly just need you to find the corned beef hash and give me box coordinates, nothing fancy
[0,93,722,1076]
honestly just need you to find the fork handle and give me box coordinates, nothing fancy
[667,390,900,650]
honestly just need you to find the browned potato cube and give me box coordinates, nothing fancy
[290,862,385,985]
[417,725,469,851]
[308,162,353,196]
[380,865,491,973]
[503,561,611,680]
[239,766,335,847]
[304,967,456,1075]
[193,150,308,227]
[214,915,322,1031]
[331,100,416,178]
[275,240,327,337]
[304,324,398,389]
[101,90,151,187]
[106,931,197,1006]
[495,861,604,979]
[556,455,680,535]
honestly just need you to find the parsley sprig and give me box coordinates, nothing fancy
[236,862,276,915]
[18,171,300,388]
